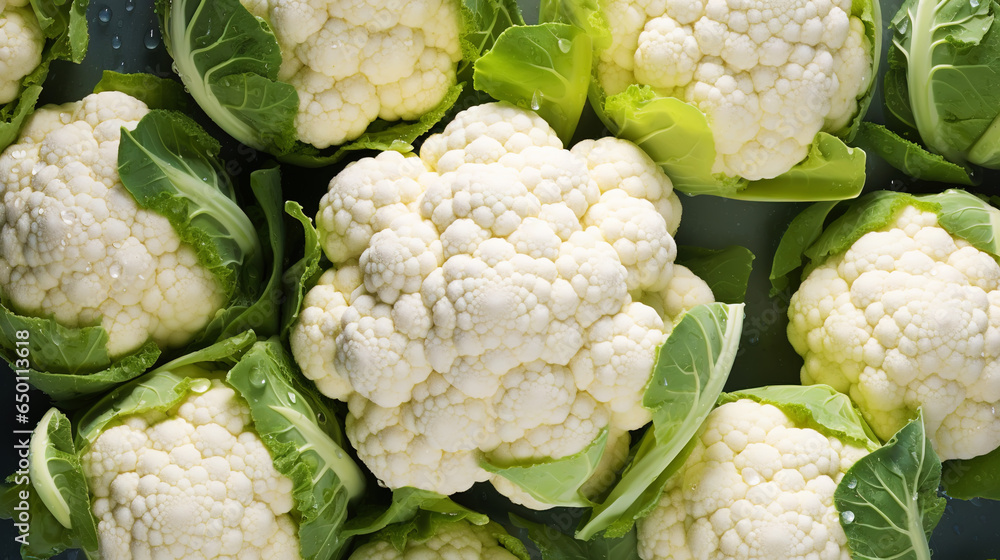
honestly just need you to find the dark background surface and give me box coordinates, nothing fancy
[1,0,999,558]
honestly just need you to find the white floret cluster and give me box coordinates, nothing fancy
[637,399,869,560]
[788,206,1000,460]
[0,0,44,105]
[240,0,463,148]
[599,0,871,180]
[0,91,225,357]
[292,102,715,506]
[82,379,300,560]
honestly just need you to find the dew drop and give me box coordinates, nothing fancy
[748,334,760,345]
[971,0,980,7]
[144,29,161,50]
[897,18,909,34]
[316,412,326,423]
[60,210,76,224]
[111,35,122,49]
[249,366,267,387]
[125,0,135,12]
[840,511,855,524]
[109,264,122,279]
[98,7,112,22]
[287,392,297,403]
[530,90,542,111]
[557,38,571,53]
[846,478,857,489]
[742,469,762,486]
[335,450,344,459]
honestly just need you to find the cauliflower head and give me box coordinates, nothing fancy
[0,0,43,105]
[637,399,869,560]
[349,519,521,560]
[788,204,1000,461]
[82,378,300,560]
[291,102,714,505]
[0,91,226,358]
[597,0,872,180]
[239,0,462,149]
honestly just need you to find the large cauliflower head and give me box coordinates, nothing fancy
[598,0,871,180]
[0,0,43,105]
[239,0,462,149]
[291,102,714,505]
[788,205,1000,461]
[637,399,869,560]
[82,379,300,560]
[349,519,521,560]
[0,91,226,358]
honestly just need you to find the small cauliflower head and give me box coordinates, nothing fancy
[349,520,520,560]
[0,0,43,105]
[598,0,871,180]
[82,378,300,560]
[0,91,226,358]
[637,399,869,560]
[292,102,714,506]
[239,0,462,149]
[788,205,1000,460]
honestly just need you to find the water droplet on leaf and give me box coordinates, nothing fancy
[98,7,112,22]
[530,90,542,111]
[557,38,571,53]
[840,511,855,524]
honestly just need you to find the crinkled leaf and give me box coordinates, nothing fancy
[199,166,286,343]
[834,413,945,560]
[26,409,98,557]
[474,23,592,143]
[281,202,323,337]
[93,71,191,111]
[343,488,487,539]
[675,245,754,304]
[888,0,1000,167]
[0,299,160,401]
[28,0,88,62]
[460,0,525,80]
[941,446,1000,500]
[852,122,975,185]
[343,489,529,559]
[720,385,881,451]
[157,0,298,153]
[513,515,641,560]
[577,303,744,539]
[118,109,263,299]
[228,338,365,560]
[481,429,608,508]
[23,342,161,404]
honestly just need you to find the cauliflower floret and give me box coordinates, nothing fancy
[240,0,463,148]
[0,91,225,357]
[598,0,872,180]
[82,380,300,560]
[637,399,869,560]
[348,519,522,560]
[292,102,715,507]
[788,205,1000,460]
[0,0,43,105]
